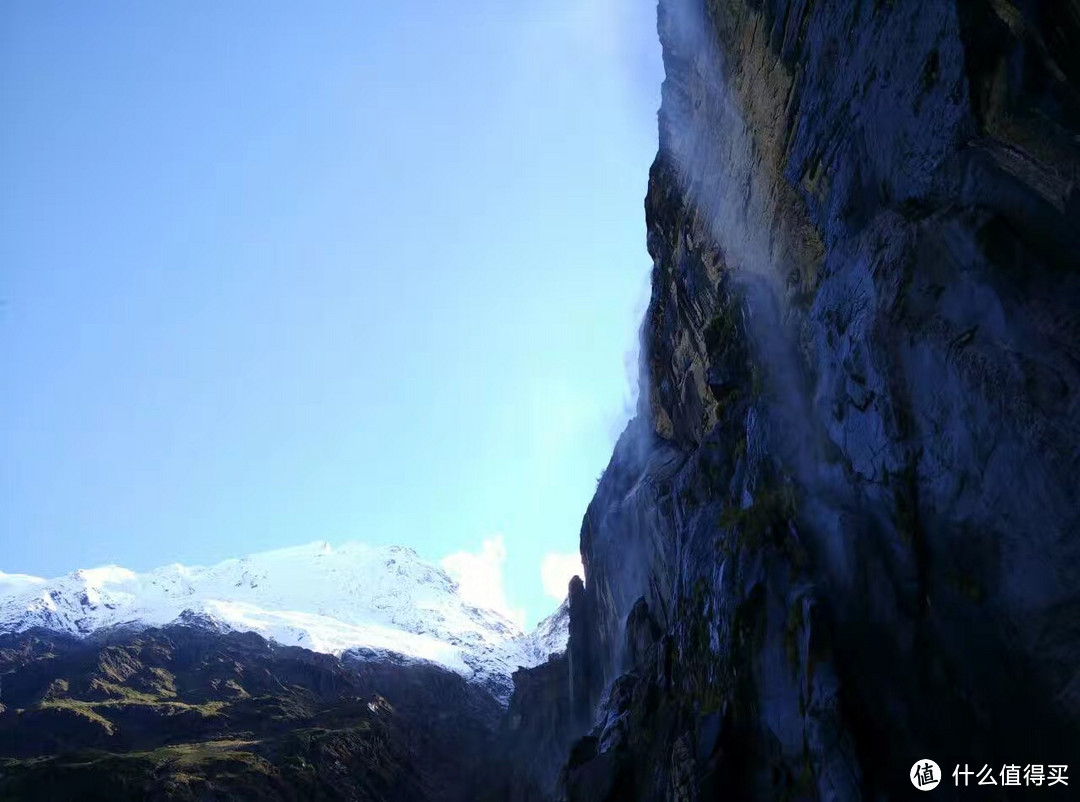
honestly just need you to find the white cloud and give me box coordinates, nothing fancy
[441,535,525,630]
[0,571,47,597]
[540,551,584,602]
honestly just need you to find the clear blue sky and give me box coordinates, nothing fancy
[0,1,662,627]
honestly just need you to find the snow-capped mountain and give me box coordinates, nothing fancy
[519,597,569,665]
[0,542,569,702]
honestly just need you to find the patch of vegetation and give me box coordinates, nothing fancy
[42,678,69,699]
[146,667,178,697]
[87,679,163,704]
[0,740,273,802]
[40,694,226,721]
[222,678,249,698]
[704,309,738,358]
[679,578,724,714]
[148,739,270,774]
[719,484,798,547]
[716,585,768,726]
[37,699,116,735]
[697,450,729,493]
[784,598,805,674]
[731,432,748,464]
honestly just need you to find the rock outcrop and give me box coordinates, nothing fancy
[490,655,576,801]
[554,0,1080,799]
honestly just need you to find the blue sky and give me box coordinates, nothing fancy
[0,1,662,628]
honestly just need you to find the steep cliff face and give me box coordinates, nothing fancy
[490,655,576,801]
[558,0,1080,799]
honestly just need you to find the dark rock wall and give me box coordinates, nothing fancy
[488,656,577,801]
[554,0,1080,799]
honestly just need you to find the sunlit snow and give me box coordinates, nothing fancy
[0,541,568,701]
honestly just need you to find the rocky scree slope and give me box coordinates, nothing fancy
[539,0,1080,800]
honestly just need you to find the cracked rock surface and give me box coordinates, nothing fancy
[549,0,1080,799]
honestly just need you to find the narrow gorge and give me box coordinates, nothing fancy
[3,0,1079,799]
[508,0,1080,798]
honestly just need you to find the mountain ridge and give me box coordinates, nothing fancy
[0,541,570,704]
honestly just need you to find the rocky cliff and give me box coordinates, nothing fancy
[4,2,1079,800]
[552,0,1080,799]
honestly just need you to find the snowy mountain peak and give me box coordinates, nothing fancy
[0,542,569,702]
